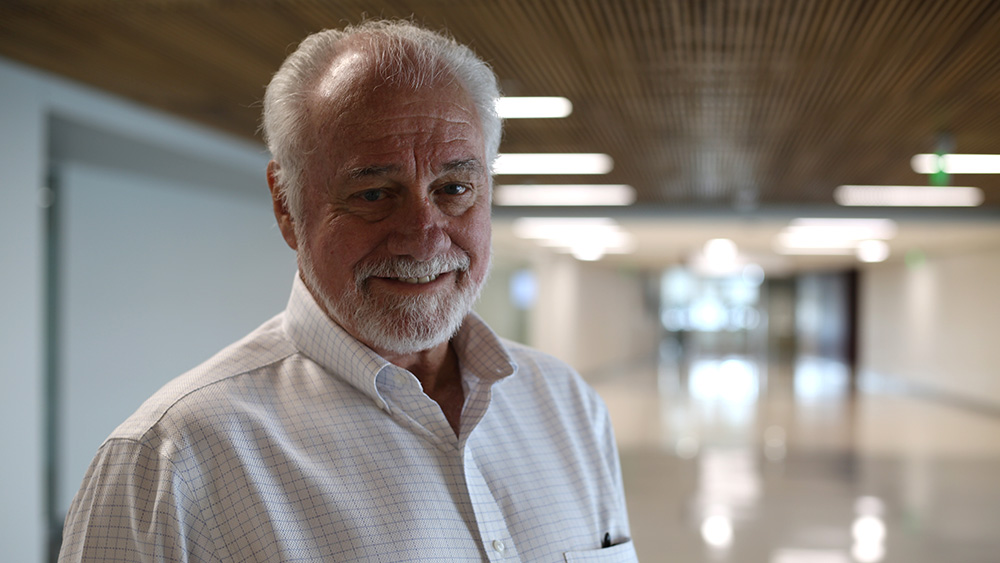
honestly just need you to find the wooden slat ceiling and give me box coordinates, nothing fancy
[3,0,1000,208]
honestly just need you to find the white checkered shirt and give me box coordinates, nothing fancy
[59,275,636,562]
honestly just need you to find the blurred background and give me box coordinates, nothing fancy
[2,1,1000,562]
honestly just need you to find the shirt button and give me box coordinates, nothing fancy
[492,539,506,553]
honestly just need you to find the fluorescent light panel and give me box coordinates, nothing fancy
[493,153,613,175]
[774,246,856,256]
[835,185,983,206]
[535,230,633,248]
[911,153,1000,174]
[494,184,635,206]
[774,218,896,258]
[512,217,618,240]
[786,218,898,240]
[512,217,634,261]
[495,97,573,119]
[775,233,861,250]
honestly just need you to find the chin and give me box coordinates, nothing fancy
[351,288,478,355]
[300,247,489,355]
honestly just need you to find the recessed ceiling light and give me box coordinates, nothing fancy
[690,239,743,277]
[570,247,606,261]
[911,154,1000,174]
[834,185,983,207]
[494,184,635,206]
[495,96,573,119]
[703,238,738,262]
[856,240,890,263]
[493,153,613,175]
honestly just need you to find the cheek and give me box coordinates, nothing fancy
[463,215,493,280]
[302,221,371,284]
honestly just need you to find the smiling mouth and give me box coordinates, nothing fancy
[396,274,441,284]
[360,254,471,289]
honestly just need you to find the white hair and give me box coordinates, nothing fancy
[261,20,502,217]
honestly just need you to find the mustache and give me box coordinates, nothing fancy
[355,253,471,284]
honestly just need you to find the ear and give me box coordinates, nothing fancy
[267,160,299,251]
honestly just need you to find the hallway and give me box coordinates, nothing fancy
[593,348,1000,562]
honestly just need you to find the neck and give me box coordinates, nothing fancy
[381,340,454,389]
[384,341,465,436]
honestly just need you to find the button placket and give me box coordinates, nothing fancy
[463,444,519,561]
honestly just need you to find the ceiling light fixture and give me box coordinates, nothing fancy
[494,184,636,206]
[785,218,898,240]
[856,240,890,263]
[774,246,857,256]
[911,153,1000,174]
[703,238,738,263]
[834,185,984,206]
[495,96,573,119]
[774,235,859,252]
[512,217,634,261]
[493,153,613,175]
[774,218,897,257]
[689,238,743,277]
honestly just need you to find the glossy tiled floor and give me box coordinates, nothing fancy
[591,340,1000,563]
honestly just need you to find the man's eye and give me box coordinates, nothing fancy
[359,189,385,202]
[440,184,468,196]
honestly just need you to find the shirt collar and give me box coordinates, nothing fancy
[283,274,393,411]
[282,273,517,410]
[451,313,517,384]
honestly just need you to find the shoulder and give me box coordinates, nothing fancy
[107,314,297,447]
[499,339,610,423]
[502,338,585,387]
[502,338,575,377]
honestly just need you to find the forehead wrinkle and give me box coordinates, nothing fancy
[344,128,480,162]
[330,82,480,131]
[315,76,477,131]
[308,71,486,187]
[343,156,482,184]
[336,112,478,133]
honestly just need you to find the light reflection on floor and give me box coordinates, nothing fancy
[591,343,1000,563]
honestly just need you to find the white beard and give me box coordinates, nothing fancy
[299,247,487,356]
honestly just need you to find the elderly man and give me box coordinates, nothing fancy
[60,20,635,562]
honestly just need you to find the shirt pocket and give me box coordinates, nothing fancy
[563,539,639,562]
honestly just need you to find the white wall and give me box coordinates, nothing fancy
[529,254,659,377]
[0,57,294,561]
[0,57,48,563]
[473,259,532,344]
[530,254,582,365]
[574,263,659,376]
[859,247,1000,408]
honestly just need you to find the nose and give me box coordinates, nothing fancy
[386,197,451,260]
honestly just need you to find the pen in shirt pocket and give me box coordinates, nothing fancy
[601,532,612,548]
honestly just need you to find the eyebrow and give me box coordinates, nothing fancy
[440,158,484,176]
[346,165,397,181]
[345,159,483,180]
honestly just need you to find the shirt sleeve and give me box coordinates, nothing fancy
[59,438,219,562]
[600,401,633,542]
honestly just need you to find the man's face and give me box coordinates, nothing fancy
[287,70,492,357]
